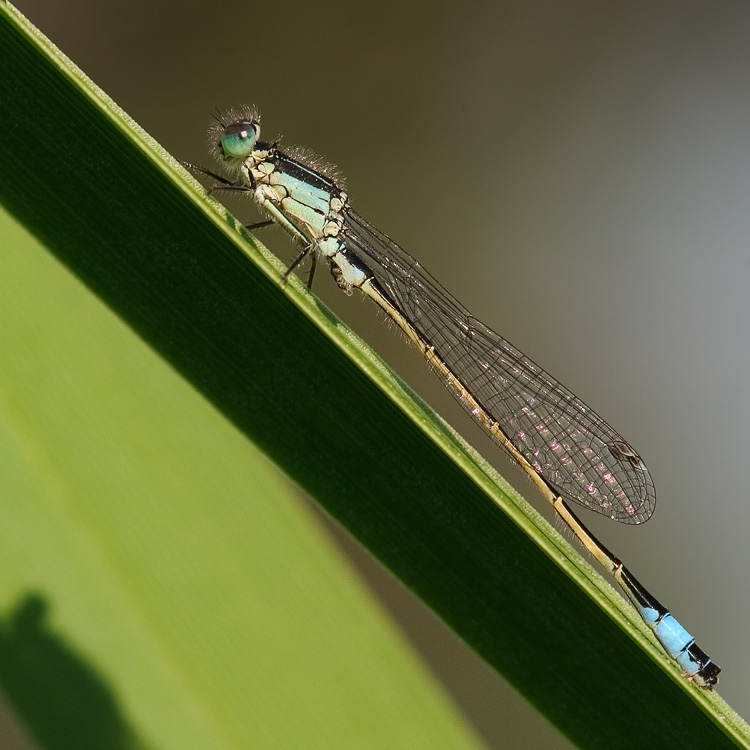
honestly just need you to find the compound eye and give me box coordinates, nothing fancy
[221,121,258,158]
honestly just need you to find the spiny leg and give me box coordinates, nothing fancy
[282,244,315,286]
[184,162,318,290]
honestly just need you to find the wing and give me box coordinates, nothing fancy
[342,210,655,524]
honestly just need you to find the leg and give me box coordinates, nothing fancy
[180,161,253,196]
[180,161,231,185]
[306,253,318,290]
[245,220,275,231]
[282,244,314,285]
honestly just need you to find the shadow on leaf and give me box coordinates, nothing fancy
[0,594,141,750]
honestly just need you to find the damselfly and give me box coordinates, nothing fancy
[184,107,720,688]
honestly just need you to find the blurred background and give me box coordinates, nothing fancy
[11,0,750,746]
